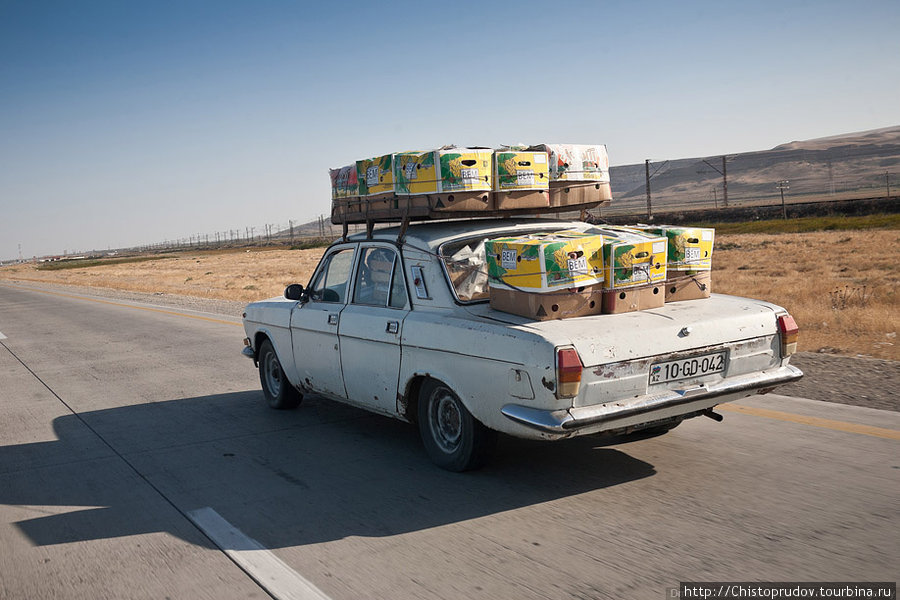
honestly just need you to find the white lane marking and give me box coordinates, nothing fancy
[187,507,331,600]
[0,331,6,340]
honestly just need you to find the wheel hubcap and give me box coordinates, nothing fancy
[264,351,282,396]
[430,391,462,453]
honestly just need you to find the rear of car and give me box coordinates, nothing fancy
[433,221,803,440]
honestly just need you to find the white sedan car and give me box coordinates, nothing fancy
[242,219,802,471]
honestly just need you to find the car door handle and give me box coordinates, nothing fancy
[386,321,399,334]
[328,314,338,326]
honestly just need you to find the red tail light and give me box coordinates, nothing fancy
[778,314,799,357]
[556,347,583,398]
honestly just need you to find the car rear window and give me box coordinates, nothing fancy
[438,225,573,303]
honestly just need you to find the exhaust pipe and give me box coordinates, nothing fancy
[703,409,724,422]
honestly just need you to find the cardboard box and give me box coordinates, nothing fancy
[490,285,604,320]
[494,149,550,191]
[548,181,613,208]
[633,225,715,271]
[665,271,712,302]
[329,164,359,199]
[494,189,550,210]
[533,144,610,183]
[356,153,396,197]
[602,284,665,314]
[394,148,493,196]
[594,226,668,289]
[429,191,493,212]
[485,231,604,293]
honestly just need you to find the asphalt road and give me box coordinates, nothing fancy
[1,283,898,600]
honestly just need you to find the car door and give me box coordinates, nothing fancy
[290,244,356,399]
[338,244,410,416]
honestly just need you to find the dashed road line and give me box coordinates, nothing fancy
[0,331,6,340]
[187,507,331,600]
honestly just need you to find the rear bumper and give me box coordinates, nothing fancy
[501,364,803,437]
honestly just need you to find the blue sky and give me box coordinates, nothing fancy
[1,0,898,260]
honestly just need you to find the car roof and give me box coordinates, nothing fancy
[345,217,589,251]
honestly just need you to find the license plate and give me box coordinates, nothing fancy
[649,352,726,384]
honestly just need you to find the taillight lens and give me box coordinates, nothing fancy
[556,347,583,398]
[778,314,799,357]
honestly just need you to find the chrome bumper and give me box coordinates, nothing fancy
[501,364,803,435]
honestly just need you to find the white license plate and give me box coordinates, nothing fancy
[649,352,726,384]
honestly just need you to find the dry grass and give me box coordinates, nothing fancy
[713,229,899,360]
[0,248,325,303]
[2,228,898,360]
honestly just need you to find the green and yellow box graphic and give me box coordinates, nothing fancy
[356,153,396,197]
[632,226,715,271]
[594,227,668,289]
[494,150,550,191]
[485,231,604,293]
[394,148,492,195]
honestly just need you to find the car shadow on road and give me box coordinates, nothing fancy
[1,391,656,549]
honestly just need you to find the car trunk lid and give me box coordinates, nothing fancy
[465,294,779,367]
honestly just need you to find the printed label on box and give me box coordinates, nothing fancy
[501,249,518,271]
[567,255,588,276]
[461,168,479,186]
[366,166,379,187]
[685,247,702,263]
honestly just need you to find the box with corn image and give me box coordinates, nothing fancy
[393,147,494,212]
[592,226,668,290]
[485,231,604,293]
[493,148,550,210]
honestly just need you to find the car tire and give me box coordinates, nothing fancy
[418,379,497,472]
[258,339,302,410]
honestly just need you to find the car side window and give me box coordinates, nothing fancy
[353,247,407,309]
[309,248,355,303]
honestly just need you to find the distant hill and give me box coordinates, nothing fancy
[607,125,900,215]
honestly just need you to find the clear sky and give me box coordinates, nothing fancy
[1,0,898,260]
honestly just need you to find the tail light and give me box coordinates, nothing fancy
[778,314,799,357]
[556,347,583,398]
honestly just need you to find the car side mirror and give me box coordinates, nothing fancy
[284,284,306,302]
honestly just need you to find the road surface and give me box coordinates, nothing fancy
[1,283,897,600]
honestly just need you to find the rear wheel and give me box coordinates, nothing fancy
[418,380,497,472]
[258,339,302,410]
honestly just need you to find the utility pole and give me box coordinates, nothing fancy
[645,159,652,220]
[722,155,728,208]
[702,156,731,208]
[289,220,294,245]
[887,171,892,199]
[777,180,790,219]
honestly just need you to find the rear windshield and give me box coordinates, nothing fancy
[438,225,574,303]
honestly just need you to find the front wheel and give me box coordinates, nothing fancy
[258,339,302,410]
[418,380,497,472]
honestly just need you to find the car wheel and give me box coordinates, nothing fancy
[418,379,497,472]
[258,339,302,410]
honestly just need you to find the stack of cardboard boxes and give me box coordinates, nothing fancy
[328,143,715,320]
[482,225,715,319]
[330,144,611,224]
